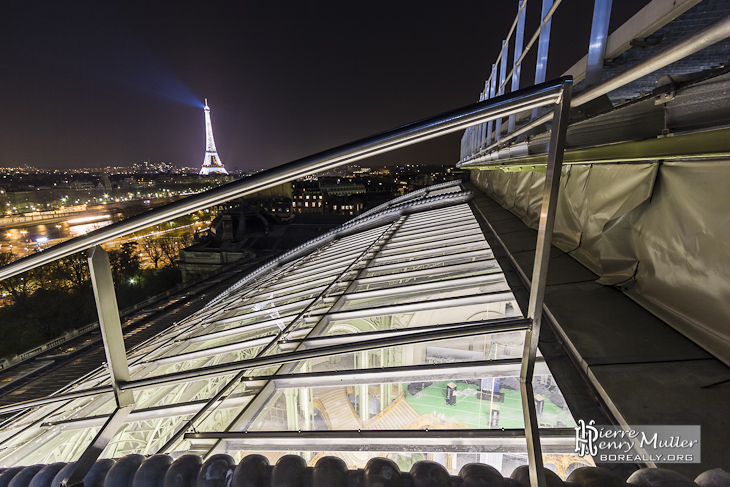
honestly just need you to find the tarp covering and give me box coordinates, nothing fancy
[470,161,730,366]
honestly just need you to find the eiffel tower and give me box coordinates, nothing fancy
[199,99,228,175]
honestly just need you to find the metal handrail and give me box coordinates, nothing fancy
[498,0,563,94]
[0,79,569,282]
[462,13,730,163]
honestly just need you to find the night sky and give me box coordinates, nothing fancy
[0,1,649,171]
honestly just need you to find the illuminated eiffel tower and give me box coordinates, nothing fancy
[199,99,228,175]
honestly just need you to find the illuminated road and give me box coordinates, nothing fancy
[0,214,114,259]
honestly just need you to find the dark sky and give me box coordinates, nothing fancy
[0,1,649,171]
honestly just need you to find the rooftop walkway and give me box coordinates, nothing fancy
[466,181,730,478]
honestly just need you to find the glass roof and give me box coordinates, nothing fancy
[0,181,582,476]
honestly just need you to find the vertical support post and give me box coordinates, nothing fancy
[88,246,134,408]
[472,126,477,155]
[520,79,572,487]
[61,246,135,487]
[285,389,298,430]
[300,362,311,430]
[482,79,490,148]
[486,66,497,145]
[509,0,528,133]
[495,41,510,142]
[532,0,554,119]
[380,349,387,412]
[585,0,613,87]
[360,351,370,421]
[478,91,486,151]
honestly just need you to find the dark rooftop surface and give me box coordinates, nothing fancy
[466,181,730,478]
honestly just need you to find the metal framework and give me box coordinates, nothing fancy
[0,78,573,487]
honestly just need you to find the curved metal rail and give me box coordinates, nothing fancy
[0,79,567,282]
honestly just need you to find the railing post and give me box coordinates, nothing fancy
[478,90,486,150]
[509,0,528,133]
[486,65,497,145]
[532,0,554,120]
[480,79,490,149]
[61,246,135,487]
[495,40,510,142]
[520,79,572,487]
[88,246,134,408]
[585,0,613,87]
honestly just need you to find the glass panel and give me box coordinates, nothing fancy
[0,426,100,465]
[145,343,266,378]
[378,235,485,258]
[175,329,277,356]
[375,239,488,261]
[389,220,479,241]
[362,249,494,279]
[193,378,260,434]
[240,371,573,433]
[353,262,502,292]
[102,415,194,458]
[340,276,511,312]
[195,299,314,337]
[132,374,237,409]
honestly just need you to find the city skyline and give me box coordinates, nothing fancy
[1,1,648,171]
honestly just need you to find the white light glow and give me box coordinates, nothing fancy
[67,215,112,224]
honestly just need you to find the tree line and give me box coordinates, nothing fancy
[0,234,193,359]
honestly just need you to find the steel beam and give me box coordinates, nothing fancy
[534,0,554,86]
[184,428,576,453]
[60,405,134,487]
[124,317,531,391]
[0,319,532,417]
[292,316,524,348]
[87,246,134,408]
[56,247,140,487]
[585,0,614,87]
[271,358,548,389]
[532,0,555,121]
